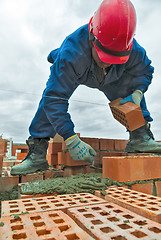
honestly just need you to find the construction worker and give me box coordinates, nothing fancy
[11,0,161,176]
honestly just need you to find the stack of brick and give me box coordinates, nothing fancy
[1,190,161,239]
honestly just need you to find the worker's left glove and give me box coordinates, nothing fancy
[65,134,96,163]
[120,90,143,106]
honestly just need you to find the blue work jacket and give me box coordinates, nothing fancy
[29,24,154,140]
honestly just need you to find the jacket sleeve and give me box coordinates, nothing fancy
[42,50,80,140]
[125,40,154,93]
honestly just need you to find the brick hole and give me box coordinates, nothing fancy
[105,205,113,209]
[91,207,101,211]
[9,201,17,204]
[41,205,50,209]
[84,196,92,199]
[123,214,134,219]
[47,197,55,200]
[100,211,109,216]
[147,201,157,205]
[122,194,129,196]
[91,199,99,202]
[10,218,22,223]
[11,225,24,231]
[10,209,19,213]
[59,225,70,232]
[112,194,120,198]
[108,217,119,222]
[37,202,47,205]
[63,199,71,201]
[53,218,64,224]
[55,203,64,207]
[149,227,161,233]
[30,216,41,221]
[130,196,137,199]
[118,224,132,230]
[113,210,123,213]
[79,200,88,203]
[79,193,86,196]
[25,207,36,211]
[91,219,103,225]
[83,214,94,218]
[36,229,51,236]
[147,207,159,211]
[68,202,77,205]
[131,230,147,238]
[49,213,59,218]
[51,200,59,203]
[10,205,19,208]
[69,194,77,197]
[12,232,27,239]
[65,233,80,240]
[100,226,114,233]
[111,236,127,240]
[35,198,43,201]
[138,199,147,202]
[148,197,156,200]
[126,200,135,204]
[139,194,146,197]
[33,221,45,227]
[131,192,138,195]
[134,220,147,226]
[59,196,66,198]
[22,199,30,202]
[24,203,33,207]
[78,208,86,212]
[136,204,146,207]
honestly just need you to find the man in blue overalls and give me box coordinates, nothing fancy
[11,0,161,175]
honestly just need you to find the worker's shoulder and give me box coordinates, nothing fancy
[132,38,146,55]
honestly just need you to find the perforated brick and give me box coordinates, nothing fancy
[1,193,106,217]
[0,210,94,240]
[95,186,161,223]
[109,98,145,131]
[67,202,161,240]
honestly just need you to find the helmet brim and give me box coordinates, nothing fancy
[93,42,130,64]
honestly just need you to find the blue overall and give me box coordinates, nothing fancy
[29,24,154,140]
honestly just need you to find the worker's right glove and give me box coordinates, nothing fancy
[65,134,96,163]
[120,90,143,106]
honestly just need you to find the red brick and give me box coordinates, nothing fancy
[44,168,64,179]
[96,186,161,223]
[0,176,19,192]
[17,152,27,160]
[1,210,93,240]
[58,152,90,166]
[48,142,62,154]
[102,155,161,182]
[80,137,100,150]
[131,182,153,195]
[21,172,44,183]
[99,138,114,151]
[156,182,161,197]
[109,97,145,131]
[0,154,3,175]
[14,160,22,165]
[47,153,58,166]
[114,139,128,151]
[63,166,88,177]
[1,193,106,217]
[68,202,161,240]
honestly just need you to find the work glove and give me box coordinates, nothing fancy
[120,90,143,106]
[65,134,96,163]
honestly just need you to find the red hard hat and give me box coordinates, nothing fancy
[89,0,137,64]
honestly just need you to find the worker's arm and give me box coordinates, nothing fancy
[120,39,154,106]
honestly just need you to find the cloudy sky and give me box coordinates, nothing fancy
[0,0,161,143]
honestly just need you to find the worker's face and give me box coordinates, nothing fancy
[92,47,112,69]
